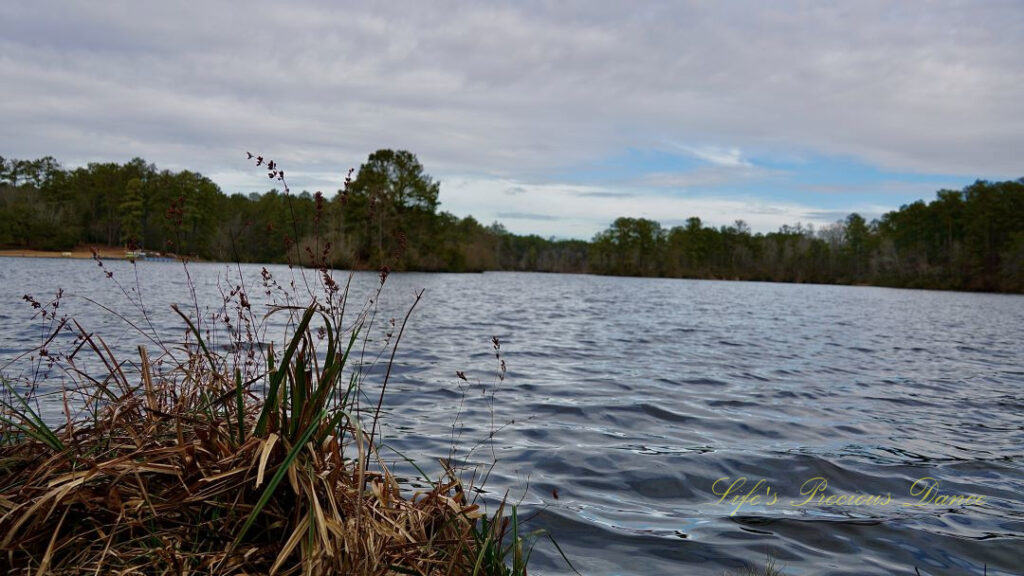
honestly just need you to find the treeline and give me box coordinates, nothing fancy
[0,156,223,256]
[0,151,587,273]
[1,153,1021,292]
[590,180,1024,292]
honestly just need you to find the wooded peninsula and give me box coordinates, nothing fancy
[1,152,1021,293]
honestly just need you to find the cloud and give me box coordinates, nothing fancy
[796,180,962,197]
[805,208,889,224]
[0,1,1021,235]
[495,212,562,221]
[676,145,750,168]
[573,190,634,199]
[637,165,787,189]
[805,210,864,223]
[440,176,848,238]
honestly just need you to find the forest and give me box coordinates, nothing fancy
[1,151,1022,292]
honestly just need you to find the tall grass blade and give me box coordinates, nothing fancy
[547,533,583,575]
[0,377,63,452]
[255,306,317,437]
[234,368,245,444]
[232,407,327,550]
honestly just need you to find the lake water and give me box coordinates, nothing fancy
[1,258,1022,575]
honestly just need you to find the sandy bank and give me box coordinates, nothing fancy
[0,246,183,261]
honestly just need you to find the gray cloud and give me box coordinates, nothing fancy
[796,180,963,197]
[574,191,634,199]
[805,210,884,223]
[1,1,1021,234]
[637,165,788,189]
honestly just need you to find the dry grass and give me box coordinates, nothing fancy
[0,296,527,575]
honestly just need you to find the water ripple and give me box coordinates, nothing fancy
[2,264,1022,574]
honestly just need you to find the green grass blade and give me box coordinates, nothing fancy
[512,505,520,572]
[379,443,438,489]
[321,313,337,373]
[0,378,63,452]
[291,354,307,440]
[314,410,347,446]
[307,326,358,422]
[171,303,220,374]
[547,533,583,575]
[233,406,327,549]
[234,368,245,444]
[255,306,317,437]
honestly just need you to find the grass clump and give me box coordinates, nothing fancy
[0,303,536,574]
[0,271,535,574]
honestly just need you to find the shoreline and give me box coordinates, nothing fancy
[2,247,1020,296]
[0,246,182,261]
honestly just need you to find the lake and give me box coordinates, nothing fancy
[1,258,1022,575]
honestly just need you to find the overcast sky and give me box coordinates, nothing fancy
[3,1,1022,238]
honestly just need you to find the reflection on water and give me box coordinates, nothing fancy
[1,260,1022,575]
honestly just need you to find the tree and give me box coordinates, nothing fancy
[590,217,665,276]
[843,213,870,278]
[120,178,144,247]
[667,217,710,275]
[346,150,441,267]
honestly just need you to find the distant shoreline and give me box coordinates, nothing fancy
[1,247,1020,296]
[0,246,183,261]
